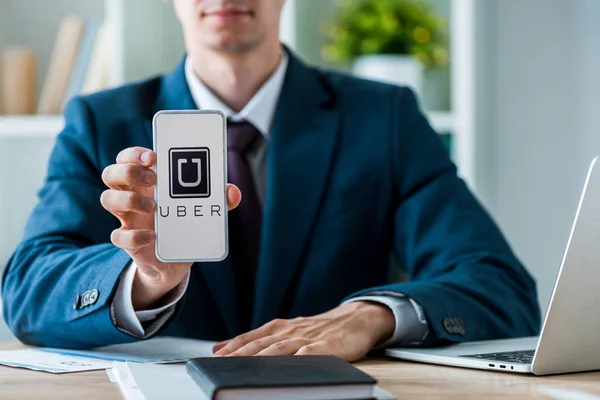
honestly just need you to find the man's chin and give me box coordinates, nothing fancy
[204,34,260,54]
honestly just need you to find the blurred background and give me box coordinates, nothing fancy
[0,0,599,340]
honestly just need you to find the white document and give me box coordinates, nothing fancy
[117,362,207,400]
[0,348,113,373]
[43,336,216,363]
[0,337,216,374]
[106,367,119,383]
[373,386,396,400]
[112,362,396,400]
[112,362,147,400]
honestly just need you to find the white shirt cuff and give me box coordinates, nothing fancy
[112,261,190,337]
[343,293,429,348]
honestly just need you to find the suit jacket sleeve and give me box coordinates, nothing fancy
[347,88,541,346]
[1,98,148,349]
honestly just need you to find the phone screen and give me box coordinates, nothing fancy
[153,110,228,262]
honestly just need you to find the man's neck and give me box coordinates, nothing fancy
[190,42,283,113]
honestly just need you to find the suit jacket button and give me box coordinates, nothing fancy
[88,289,99,305]
[443,318,453,333]
[443,318,465,336]
[81,291,91,307]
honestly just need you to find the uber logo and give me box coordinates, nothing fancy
[169,147,210,198]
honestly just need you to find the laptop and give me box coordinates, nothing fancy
[386,156,600,375]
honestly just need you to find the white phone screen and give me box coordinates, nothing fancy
[153,110,228,262]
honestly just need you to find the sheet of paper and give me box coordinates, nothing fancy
[373,386,396,400]
[113,362,146,400]
[106,367,119,383]
[0,349,113,373]
[0,337,216,374]
[42,336,216,363]
[115,362,396,400]
[127,362,207,400]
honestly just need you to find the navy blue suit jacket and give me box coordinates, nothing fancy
[2,52,540,348]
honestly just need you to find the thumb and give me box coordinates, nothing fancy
[226,184,241,211]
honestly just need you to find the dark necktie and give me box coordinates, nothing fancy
[227,120,262,332]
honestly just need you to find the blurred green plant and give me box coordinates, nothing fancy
[322,0,449,68]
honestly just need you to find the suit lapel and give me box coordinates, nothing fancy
[146,58,240,336]
[253,53,341,327]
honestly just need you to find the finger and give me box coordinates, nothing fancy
[111,228,156,251]
[214,324,275,356]
[295,342,330,356]
[213,331,258,357]
[226,184,241,211]
[256,339,311,357]
[214,318,287,356]
[101,190,155,215]
[116,147,156,167]
[227,336,284,357]
[212,340,231,354]
[102,163,155,190]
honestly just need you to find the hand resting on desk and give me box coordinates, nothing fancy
[213,300,395,362]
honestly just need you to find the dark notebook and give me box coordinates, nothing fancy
[186,355,377,400]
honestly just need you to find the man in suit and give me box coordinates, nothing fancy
[1,0,540,361]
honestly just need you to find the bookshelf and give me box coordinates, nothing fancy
[0,0,465,130]
[0,1,468,138]
[1,0,105,105]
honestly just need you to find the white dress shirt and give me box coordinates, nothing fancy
[112,53,428,347]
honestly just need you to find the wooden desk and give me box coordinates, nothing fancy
[1,342,600,399]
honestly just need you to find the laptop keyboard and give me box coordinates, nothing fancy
[458,350,535,364]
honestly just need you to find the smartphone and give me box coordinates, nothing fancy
[153,110,228,262]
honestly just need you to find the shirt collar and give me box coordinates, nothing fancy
[184,53,289,137]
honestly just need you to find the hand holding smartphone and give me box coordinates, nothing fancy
[153,110,229,262]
